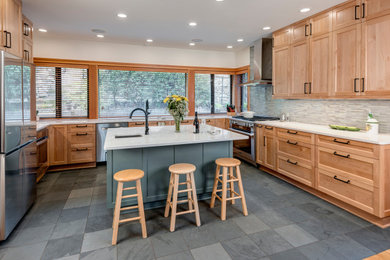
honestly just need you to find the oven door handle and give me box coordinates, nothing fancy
[228,128,254,137]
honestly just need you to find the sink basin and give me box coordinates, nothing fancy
[115,134,143,139]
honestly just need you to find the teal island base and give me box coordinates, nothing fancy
[106,141,233,209]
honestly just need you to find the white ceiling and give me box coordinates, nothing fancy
[23,0,345,51]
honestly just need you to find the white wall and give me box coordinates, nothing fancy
[235,47,250,68]
[34,36,248,68]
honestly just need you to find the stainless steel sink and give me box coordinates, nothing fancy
[115,134,143,139]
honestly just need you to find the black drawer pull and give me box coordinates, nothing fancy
[287,140,298,145]
[334,175,350,184]
[265,126,273,130]
[257,125,263,128]
[135,122,144,125]
[287,130,298,135]
[29,152,37,155]
[75,148,88,151]
[355,5,360,20]
[76,125,88,128]
[76,133,88,136]
[333,139,350,145]
[287,159,298,165]
[333,151,350,159]
[354,78,359,93]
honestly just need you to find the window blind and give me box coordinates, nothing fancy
[36,66,89,118]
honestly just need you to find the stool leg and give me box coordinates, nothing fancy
[190,172,201,227]
[236,165,248,216]
[221,167,228,221]
[229,167,235,205]
[210,165,220,208]
[170,174,179,232]
[164,172,174,218]
[112,182,123,245]
[186,173,193,211]
[136,179,147,238]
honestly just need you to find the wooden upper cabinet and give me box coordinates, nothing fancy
[309,33,332,97]
[2,0,22,58]
[23,39,32,62]
[273,27,290,48]
[311,11,332,37]
[333,0,362,31]
[332,24,361,97]
[272,46,290,98]
[291,21,309,43]
[22,15,33,43]
[361,14,390,97]
[290,40,309,97]
[363,0,390,20]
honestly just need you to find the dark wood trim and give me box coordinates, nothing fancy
[47,162,96,172]
[187,71,195,116]
[88,65,98,119]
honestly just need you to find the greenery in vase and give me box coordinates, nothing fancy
[163,95,189,122]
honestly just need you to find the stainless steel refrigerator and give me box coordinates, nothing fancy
[0,51,37,240]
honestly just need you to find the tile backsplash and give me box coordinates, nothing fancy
[250,87,390,133]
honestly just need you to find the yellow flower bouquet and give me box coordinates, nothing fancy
[164,95,189,132]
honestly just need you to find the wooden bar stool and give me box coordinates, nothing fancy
[210,158,248,221]
[164,163,201,232]
[112,169,147,245]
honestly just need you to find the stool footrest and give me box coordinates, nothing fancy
[178,181,189,185]
[120,205,138,211]
[119,216,141,224]
[178,188,192,193]
[123,187,136,191]
[176,209,196,216]
[122,194,138,199]
[214,194,222,201]
[226,195,242,201]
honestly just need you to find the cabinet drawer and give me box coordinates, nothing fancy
[68,124,95,133]
[317,147,378,184]
[181,120,192,125]
[128,121,145,127]
[317,135,379,158]
[318,169,376,214]
[277,128,314,144]
[263,125,275,136]
[24,147,38,168]
[69,144,95,164]
[277,155,314,187]
[277,137,313,162]
[68,132,95,145]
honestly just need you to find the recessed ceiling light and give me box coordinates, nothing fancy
[189,42,195,46]
[38,28,47,32]
[216,0,224,2]
[117,13,127,18]
[146,39,153,43]
[237,38,244,42]
[189,22,197,27]
[227,45,233,49]
[96,34,104,38]
[263,26,271,31]
[300,8,311,13]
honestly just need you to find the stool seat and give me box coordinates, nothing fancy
[114,169,144,182]
[215,158,241,167]
[169,163,196,174]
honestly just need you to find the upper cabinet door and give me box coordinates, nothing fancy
[311,11,332,37]
[291,21,309,43]
[22,15,33,43]
[332,24,361,97]
[309,33,332,97]
[290,40,309,97]
[273,28,291,48]
[363,0,390,20]
[333,0,362,31]
[361,14,390,97]
[273,46,290,98]
[3,0,22,58]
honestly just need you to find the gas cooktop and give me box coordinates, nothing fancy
[231,116,280,122]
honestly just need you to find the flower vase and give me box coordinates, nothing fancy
[174,118,181,132]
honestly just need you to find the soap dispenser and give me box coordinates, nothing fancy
[366,111,379,135]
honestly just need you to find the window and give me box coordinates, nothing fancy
[36,66,89,118]
[237,73,249,112]
[98,70,187,117]
[195,73,232,114]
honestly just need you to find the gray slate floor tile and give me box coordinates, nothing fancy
[274,224,318,247]
[51,218,87,239]
[191,243,232,260]
[64,196,92,209]
[54,255,80,260]
[59,206,90,223]
[249,229,293,255]
[346,226,390,253]
[323,235,375,260]
[157,250,194,260]
[80,246,117,260]
[85,214,113,233]
[11,224,55,247]
[181,224,218,249]
[41,234,84,260]
[117,238,154,260]
[269,248,309,260]
[221,235,266,260]
[81,228,112,253]
[255,210,293,228]
[0,241,47,260]
[233,214,270,234]
[298,240,347,260]
[150,231,189,258]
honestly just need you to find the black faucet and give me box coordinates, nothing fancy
[129,100,150,135]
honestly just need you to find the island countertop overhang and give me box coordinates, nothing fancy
[104,125,248,150]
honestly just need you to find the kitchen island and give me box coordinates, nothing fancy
[104,125,248,209]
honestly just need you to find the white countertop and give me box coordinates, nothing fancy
[104,125,248,150]
[256,121,390,145]
[36,114,230,131]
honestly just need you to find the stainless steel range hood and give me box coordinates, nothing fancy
[240,38,273,87]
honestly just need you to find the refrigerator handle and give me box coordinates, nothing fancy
[0,51,4,154]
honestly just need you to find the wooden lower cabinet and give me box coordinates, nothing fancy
[48,125,68,166]
[258,126,276,170]
[206,118,227,129]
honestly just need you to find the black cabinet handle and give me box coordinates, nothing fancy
[24,50,29,62]
[361,78,365,92]
[362,3,366,18]
[263,136,266,146]
[355,5,360,20]
[334,175,350,184]
[287,159,298,165]
[76,132,88,136]
[3,31,9,48]
[333,151,350,159]
[76,125,88,128]
[333,139,350,145]
[29,151,37,155]
[257,125,263,128]
[23,23,30,36]
[8,32,11,49]
[310,23,312,36]
[265,126,273,130]
[287,140,298,145]
[309,82,312,94]
[304,83,308,94]
[354,78,359,93]
[287,130,298,135]
[75,148,88,151]
[305,24,309,37]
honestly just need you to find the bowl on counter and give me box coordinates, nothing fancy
[241,111,256,118]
